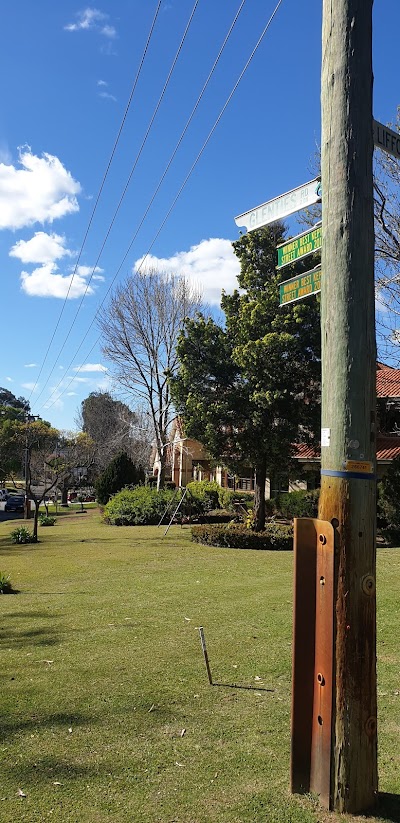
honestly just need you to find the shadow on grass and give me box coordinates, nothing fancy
[4,756,99,782]
[212,681,275,692]
[368,794,400,822]
[0,711,92,744]
[0,538,42,556]
[0,610,55,619]
[0,610,62,649]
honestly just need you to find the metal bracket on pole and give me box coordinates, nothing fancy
[291,517,335,809]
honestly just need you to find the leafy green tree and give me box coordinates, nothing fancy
[0,388,29,413]
[172,225,321,530]
[0,390,30,482]
[95,452,144,505]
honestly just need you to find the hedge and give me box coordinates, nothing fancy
[191,522,293,551]
[184,480,221,515]
[103,487,176,525]
[275,489,319,519]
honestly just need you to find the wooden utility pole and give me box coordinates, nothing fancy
[319,0,377,812]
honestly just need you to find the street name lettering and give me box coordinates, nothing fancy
[373,119,400,160]
[234,178,321,233]
[277,223,322,268]
[279,266,321,306]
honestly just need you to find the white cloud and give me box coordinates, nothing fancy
[97,79,108,86]
[99,91,117,102]
[0,143,12,164]
[10,231,74,264]
[0,147,81,230]
[101,24,116,38]
[72,265,104,279]
[21,382,38,392]
[67,376,92,383]
[20,263,95,299]
[134,238,240,306]
[43,390,64,410]
[5,376,13,382]
[24,363,37,368]
[73,363,107,373]
[66,392,78,396]
[65,8,116,37]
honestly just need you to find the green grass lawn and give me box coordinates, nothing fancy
[0,511,399,823]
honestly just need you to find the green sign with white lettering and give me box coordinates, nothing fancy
[277,224,322,269]
[279,267,321,306]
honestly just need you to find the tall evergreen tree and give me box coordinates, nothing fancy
[95,452,144,505]
[172,225,321,530]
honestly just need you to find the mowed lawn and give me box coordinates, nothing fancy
[0,511,399,823]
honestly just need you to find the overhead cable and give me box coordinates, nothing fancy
[32,0,199,409]
[27,0,164,402]
[37,0,285,413]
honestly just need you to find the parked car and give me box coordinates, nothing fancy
[0,490,9,502]
[5,495,25,512]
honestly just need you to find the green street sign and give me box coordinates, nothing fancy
[277,223,322,268]
[279,266,321,306]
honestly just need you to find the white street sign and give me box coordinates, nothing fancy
[234,178,321,233]
[373,119,400,160]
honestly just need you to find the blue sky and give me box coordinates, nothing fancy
[0,1,399,431]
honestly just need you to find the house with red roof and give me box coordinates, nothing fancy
[153,363,400,494]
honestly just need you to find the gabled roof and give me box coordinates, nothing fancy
[377,362,400,399]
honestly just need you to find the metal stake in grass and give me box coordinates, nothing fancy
[198,626,213,685]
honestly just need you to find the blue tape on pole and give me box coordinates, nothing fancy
[321,469,376,481]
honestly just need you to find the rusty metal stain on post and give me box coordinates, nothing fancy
[291,518,334,806]
[310,524,334,807]
[291,518,317,793]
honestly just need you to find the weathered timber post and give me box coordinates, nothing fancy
[319,0,378,812]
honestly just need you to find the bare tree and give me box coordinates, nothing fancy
[297,112,400,365]
[98,269,202,488]
[373,108,400,363]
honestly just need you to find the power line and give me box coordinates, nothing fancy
[37,0,285,414]
[27,0,164,402]
[35,0,248,413]
[135,0,285,273]
[32,0,199,409]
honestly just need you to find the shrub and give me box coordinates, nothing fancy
[39,515,56,527]
[95,453,145,505]
[10,526,33,544]
[191,522,293,551]
[377,458,400,536]
[184,481,221,515]
[217,488,255,511]
[0,572,14,594]
[103,486,176,526]
[274,489,320,520]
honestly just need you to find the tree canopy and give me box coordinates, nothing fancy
[0,387,30,413]
[95,452,145,505]
[172,225,321,530]
[78,391,143,472]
